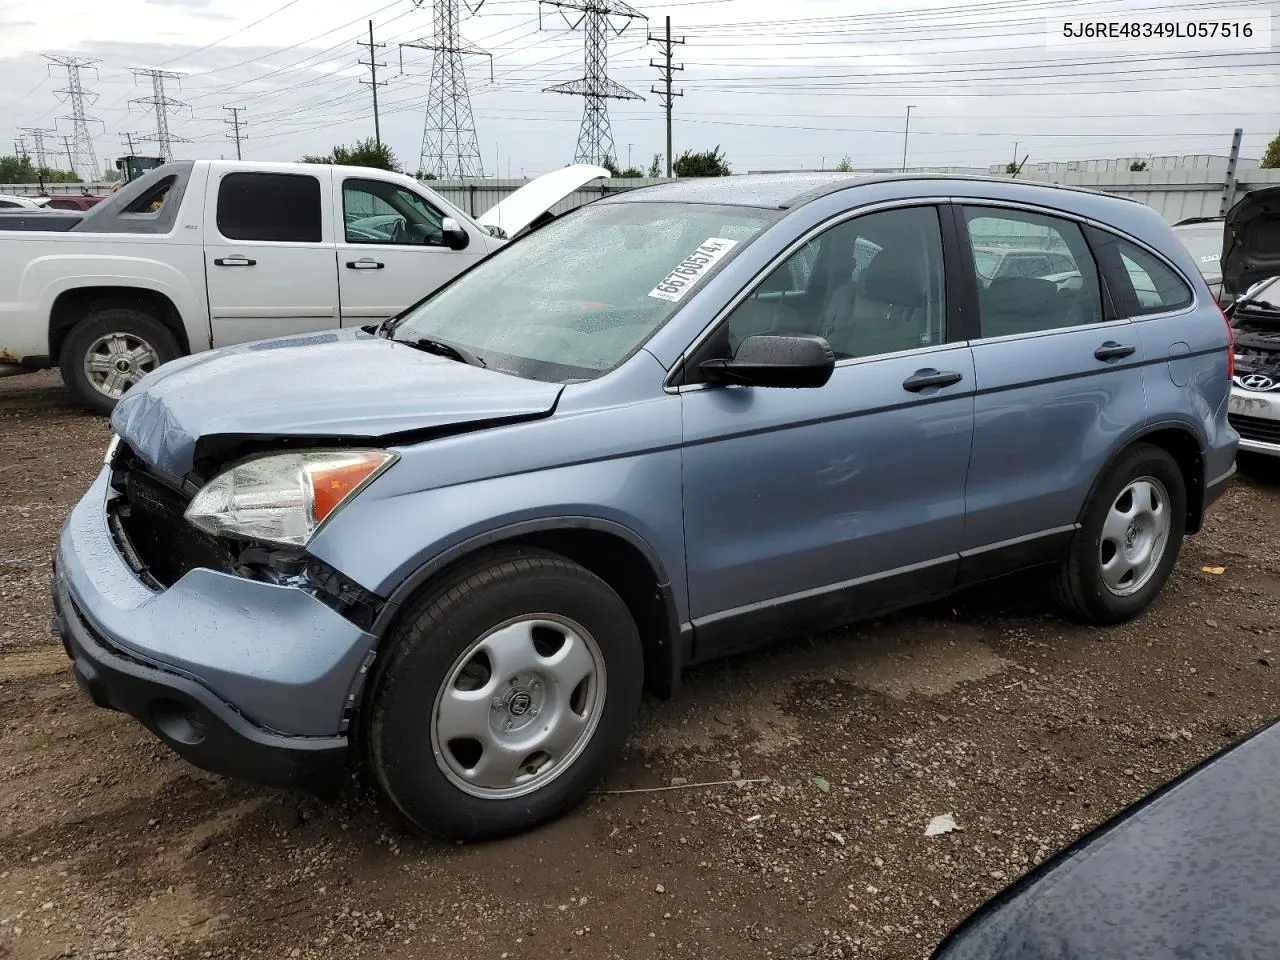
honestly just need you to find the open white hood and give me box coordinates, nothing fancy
[478,164,610,239]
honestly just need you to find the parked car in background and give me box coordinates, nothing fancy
[54,173,1237,841]
[1222,185,1280,305]
[1171,215,1225,302]
[970,244,1079,283]
[1226,274,1280,457]
[931,717,1280,959]
[0,160,607,411]
[0,194,49,209]
[41,194,105,212]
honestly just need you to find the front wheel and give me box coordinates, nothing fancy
[367,547,644,841]
[1054,443,1187,624]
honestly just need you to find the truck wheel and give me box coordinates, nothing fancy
[1053,443,1187,625]
[368,547,644,842]
[59,307,180,414]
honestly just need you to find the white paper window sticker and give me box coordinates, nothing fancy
[648,237,739,303]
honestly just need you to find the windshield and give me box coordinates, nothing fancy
[1173,223,1224,274]
[390,200,775,381]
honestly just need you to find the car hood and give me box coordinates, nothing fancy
[110,328,564,480]
[477,164,610,239]
[1222,185,1280,297]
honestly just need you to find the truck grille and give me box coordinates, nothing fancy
[109,450,235,588]
[1230,414,1280,446]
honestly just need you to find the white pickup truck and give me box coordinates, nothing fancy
[0,159,606,411]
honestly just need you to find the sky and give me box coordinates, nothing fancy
[0,0,1277,179]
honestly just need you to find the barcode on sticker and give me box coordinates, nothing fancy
[648,237,739,303]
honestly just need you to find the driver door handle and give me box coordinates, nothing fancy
[902,369,963,392]
[346,258,385,270]
[213,256,256,267]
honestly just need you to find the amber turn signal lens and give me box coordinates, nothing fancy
[308,453,392,525]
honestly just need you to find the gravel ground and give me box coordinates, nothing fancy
[2,369,1278,960]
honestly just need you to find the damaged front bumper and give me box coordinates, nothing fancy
[52,470,380,791]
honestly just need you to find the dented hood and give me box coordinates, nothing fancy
[478,164,610,239]
[1222,185,1280,297]
[110,329,563,479]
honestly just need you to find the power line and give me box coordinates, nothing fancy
[223,106,247,159]
[130,69,191,160]
[540,0,647,168]
[401,0,492,178]
[45,55,104,181]
[649,15,684,177]
[358,20,389,148]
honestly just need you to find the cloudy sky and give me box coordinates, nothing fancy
[1,0,1277,178]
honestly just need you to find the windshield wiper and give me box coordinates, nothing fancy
[401,336,487,368]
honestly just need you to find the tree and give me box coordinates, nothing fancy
[1129,159,1148,172]
[414,170,438,180]
[835,155,854,172]
[0,155,79,183]
[1261,130,1280,169]
[673,145,731,177]
[647,153,662,177]
[1004,161,1019,174]
[301,137,401,172]
[601,156,644,179]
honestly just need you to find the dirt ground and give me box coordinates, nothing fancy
[2,369,1278,960]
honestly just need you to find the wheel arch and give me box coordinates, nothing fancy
[370,517,685,701]
[1086,421,1207,533]
[49,286,191,363]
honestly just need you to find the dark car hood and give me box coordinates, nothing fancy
[931,718,1280,960]
[111,328,563,479]
[1222,185,1280,297]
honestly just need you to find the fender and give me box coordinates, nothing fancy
[1076,416,1207,527]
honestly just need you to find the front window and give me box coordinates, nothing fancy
[343,178,445,246]
[390,201,774,381]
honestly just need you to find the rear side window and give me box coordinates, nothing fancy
[216,172,321,243]
[962,207,1104,338]
[1089,229,1193,316]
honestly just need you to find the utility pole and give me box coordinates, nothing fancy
[358,20,387,148]
[14,137,28,161]
[1219,127,1244,216]
[649,15,684,178]
[121,131,138,155]
[901,104,915,173]
[223,106,246,160]
[45,54,104,181]
[542,0,646,169]
[61,134,76,174]
[129,68,190,161]
[402,0,493,178]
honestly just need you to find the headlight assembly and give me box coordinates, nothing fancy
[184,449,396,547]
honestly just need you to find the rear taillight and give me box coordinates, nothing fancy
[1220,303,1235,380]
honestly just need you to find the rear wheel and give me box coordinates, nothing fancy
[1054,443,1187,624]
[368,547,644,841]
[59,306,180,414]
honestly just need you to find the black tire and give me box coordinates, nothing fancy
[368,546,644,842]
[59,305,180,415]
[1053,443,1187,625]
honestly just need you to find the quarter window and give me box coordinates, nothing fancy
[216,172,322,243]
[721,205,947,361]
[1090,230,1193,316]
[962,207,1104,338]
[342,178,445,246]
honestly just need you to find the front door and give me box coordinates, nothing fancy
[957,203,1149,573]
[203,166,340,346]
[335,176,484,326]
[680,204,976,655]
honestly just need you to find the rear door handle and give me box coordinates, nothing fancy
[902,369,963,392]
[346,258,385,270]
[1094,341,1136,361]
[213,256,256,267]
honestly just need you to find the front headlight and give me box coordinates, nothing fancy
[184,449,397,547]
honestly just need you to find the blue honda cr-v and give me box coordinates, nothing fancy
[53,173,1238,840]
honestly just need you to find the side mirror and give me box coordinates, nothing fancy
[441,217,470,251]
[699,334,835,389]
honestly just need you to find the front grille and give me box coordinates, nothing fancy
[110,452,235,587]
[1229,413,1280,446]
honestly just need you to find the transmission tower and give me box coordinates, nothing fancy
[541,0,646,168]
[401,0,493,179]
[129,68,190,161]
[44,55,103,181]
[19,127,58,174]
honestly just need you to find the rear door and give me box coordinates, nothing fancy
[334,175,484,326]
[957,203,1148,580]
[203,166,340,346]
